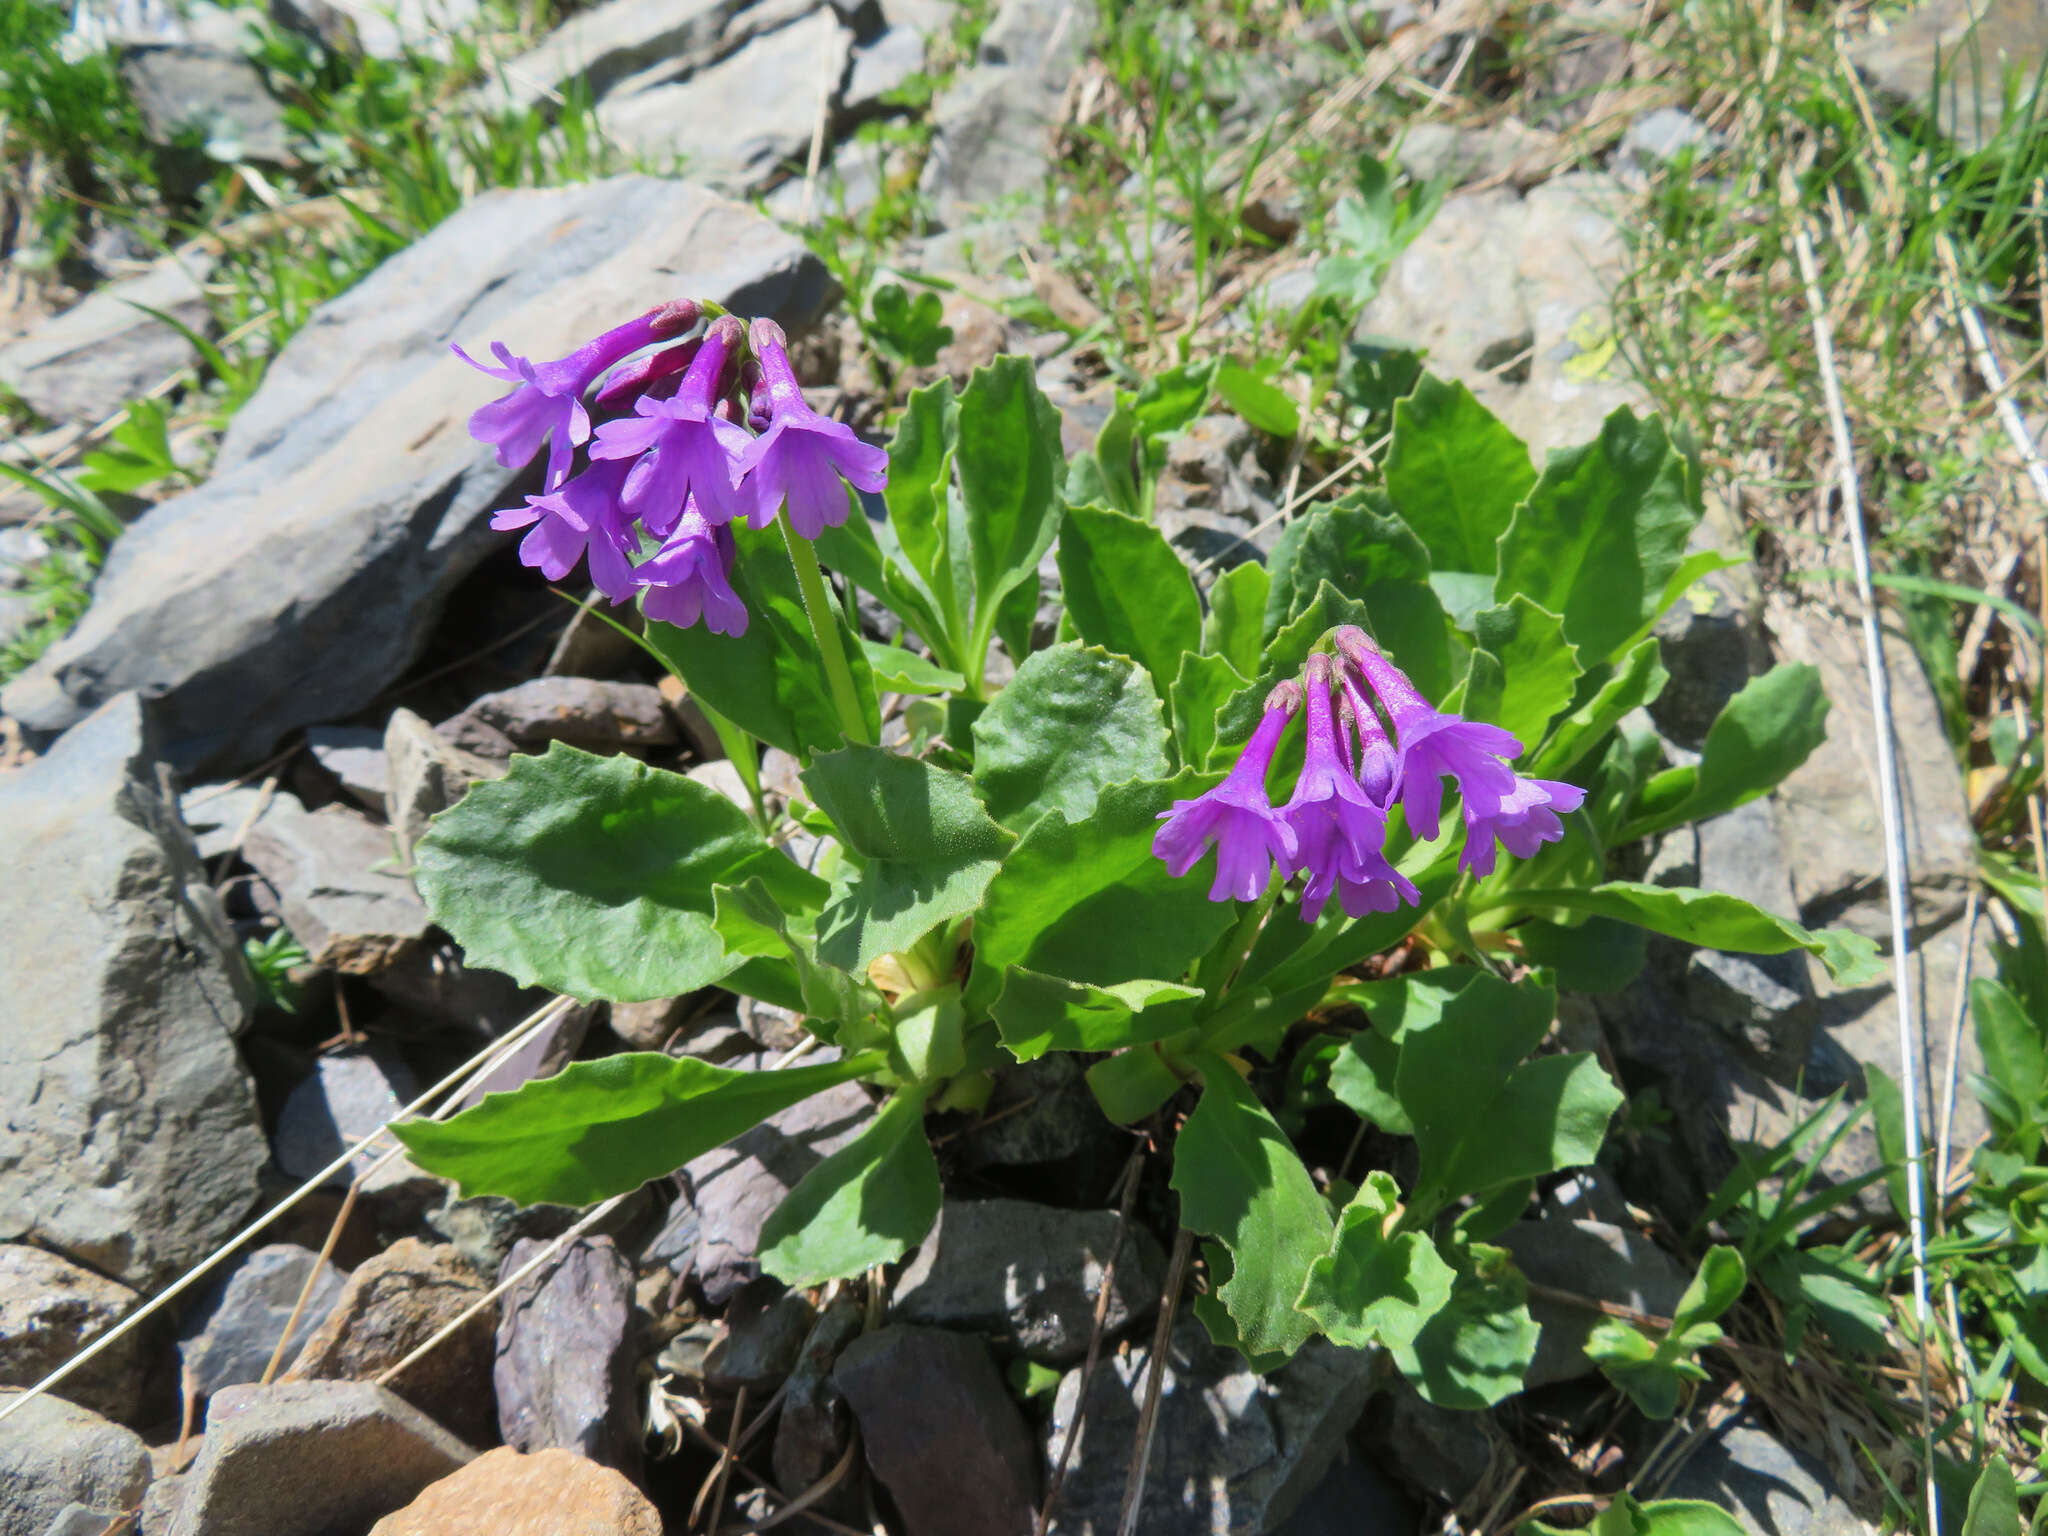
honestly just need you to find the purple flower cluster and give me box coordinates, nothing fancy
[457,304,888,638]
[1153,628,1586,919]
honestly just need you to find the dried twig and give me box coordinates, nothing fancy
[1115,1225,1196,1536]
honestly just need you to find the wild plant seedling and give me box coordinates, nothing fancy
[392,299,1886,1404]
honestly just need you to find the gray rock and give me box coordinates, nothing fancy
[609,994,693,1051]
[306,727,390,815]
[383,708,503,864]
[1358,1377,1508,1509]
[468,0,734,114]
[0,1392,150,1536]
[177,783,273,862]
[120,44,289,163]
[1496,1220,1692,1388]
[241,798,429,975]
[921,0,1095,224]
[1360,172,1645,461]
[705,1281,815,1392]
[598,11,853,193]
[138,1476,183,1536]
[952,1056,1110,1171]
[1661,1415,1862,1536]
[178,1245,347,1400]
[844,24,926,115]
[772,1296,862,1500]
[166,1380,474,1536]
[0,1247,146,1423]
[427,1195,586,1279]
[891,1200,1163,1365]
[282,1239,497,1448]
[834,1326,1039,1536]
[1270,1448,1417,1535]
[683,1072,877,1304]
[1616,107,1722,175]
[1395,117,1561,189]
[1848,0,2048,153]
[1152,413,1284,576]
[494,1236,639,1477]
[1648,554,1769,752]
[271,1046,437,1203]
[0,694,264,1289]
[38,1505,129,1536]
[1042,1319,1376,1535]
[0,248,216,427]
[445,676,677,756]
[4,179,831,774]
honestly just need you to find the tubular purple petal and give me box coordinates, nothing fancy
[1460,777,1588,877]
[504,456,639,601]
[734,316,890,537]
[1152,698,1300,903]
[1284,657,1413,922]
[590,317,755,531]
[636,501,748,636]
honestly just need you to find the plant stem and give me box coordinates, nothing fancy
[702,702,768,831]
[1204,868,1283,1003]
[780,521,872,746]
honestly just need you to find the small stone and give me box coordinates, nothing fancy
[704,1281,815,1393]
[1663,1414,1862,1536]
[1358,1377,1508,1509]
[953,1056,1118,1173]
[38,1505,130,1536]
[494,1238,639,1477]
[283,1239,497,1447]
[685,760,755,815]
[684,1074,877,1304]
[1617,107,1721,172]
[608,996,690,1052]
[383,708,504,864]
[120,44,291,164]
[240,797,430,974]
[639,1195,700,1278]
[1042,1319,1375,1535]
[368,1446,660,1535]
[178,1245,347,1401]
[168,1380,474,1536]
[891,1200,1162,1364]
[0,1391,150,1536]
[1270,1447,1418,1535]
[137,1475,184,1536]
[427,1197,587,1281]
[271,1046,442,1209]
[0,1247,146,1423]
[845,25,926,115]
[306,727,391,815]
[834,1326,1039,1536]
[772,1296,862,1500]
[446,677,678,756]
[1496,1220,1692,1388]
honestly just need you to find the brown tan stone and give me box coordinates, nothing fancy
[368,1446,661,1535]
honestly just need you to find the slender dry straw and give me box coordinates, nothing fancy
[0,994,572,1429]
[1790,220,1939,1535]
[1115,1225,1196,1536]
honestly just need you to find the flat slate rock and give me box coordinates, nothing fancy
[0,694,264,1289]
[0,1391,151,1536]
[0,247,216,426]
[0,1246,146,1423]
[493,1237,640,1477]
[241,797,430,974]
[3,177,831,774]
[179,1244,348,1400]
[167,1380,474,1536]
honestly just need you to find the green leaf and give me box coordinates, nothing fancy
[1488,881,1883,985]
[1262,497,1452,700]
[1086,1041,1190,1124]
[1330,1029,1411,1134]
[711,878,885,1042]
[1170,651,1249,772]
[1515,916,1647,993]
[969,772,1239,1014]
[1067,401,1139,517]
[993,970,1203,1060]
[1056,504,1202,692]
[957,357,1067,662]
[1431,1053,1625,1209]
[1758,1246,1891,1356]
[1463,597,1582,752]
[814,503,955,674]
[868,282,952,367]
[758,1087,941,1286]
[1529,1494,1749,1536]
[889,991,966,1082]
[391,1051,883,1205]
[642,519,879,759]
[414,744,828,1002]
[1619,664,1830,841]
[1384,375,1535,575]
[884,379,964,649]
[1961,1457,2019,1536]
[1130,360,1218,447]
[861,640,966,695]
[1494,407,1701,664]
[1296,1170,1455,1350]
[1531,636,1668,780]
[1390,1240,1539,1409]
[972,643,1171,833]
[1971,979,2046,1156]
[801,746,1015,970]
[1202,560,1269,676]
[1215,364,1299,437]
[1172,1055,1333,1362]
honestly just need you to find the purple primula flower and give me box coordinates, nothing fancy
[456,300,697,490]
[1460,776,1588,878]
[1153,683,1302,903]
[1336,627,1522,843]
[490,455,638,602]
[733,317,889,538]
[593,336,701,411]
[591,315,755,535]
[1283,657,1414,923]
[1326,680,1421,918]
[635,499,747,636]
